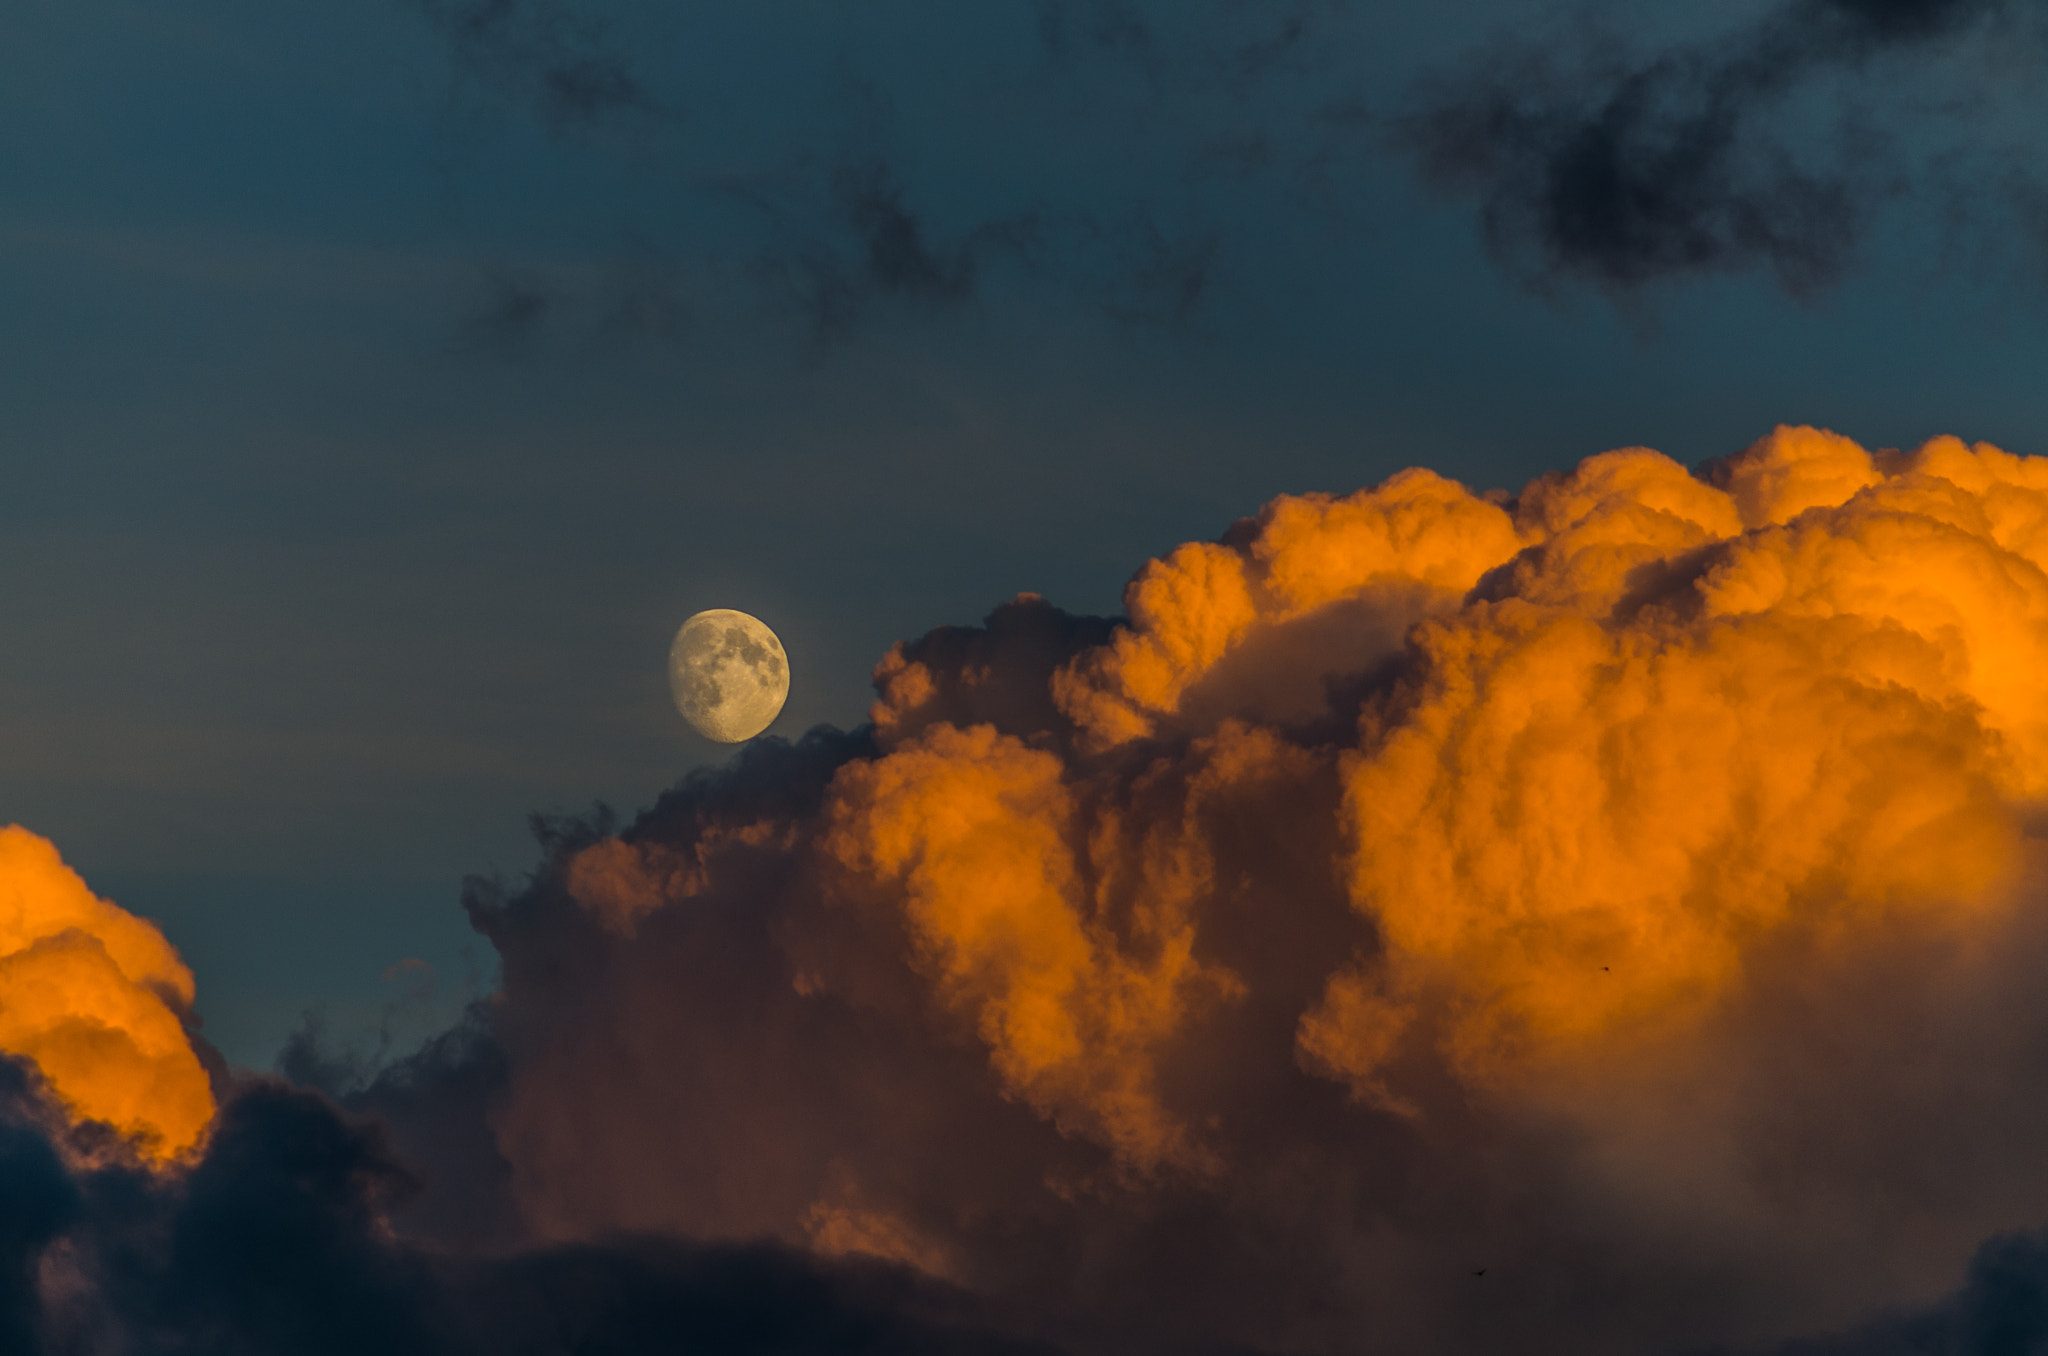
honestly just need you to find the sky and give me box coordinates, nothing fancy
[8,0,2047,1067]
[6,1,2048,1352]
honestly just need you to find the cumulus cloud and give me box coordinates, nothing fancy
[22,426,2048,1351]
[0,826,215,1162]
[324,424,2048,1353]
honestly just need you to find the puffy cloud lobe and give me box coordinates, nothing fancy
[0,827,214,1161]
[1053,467,1524,748]
[823,720,1287,1173]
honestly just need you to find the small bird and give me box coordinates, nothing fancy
[1600,966,1610,971]
[1472,1268,1486,1278]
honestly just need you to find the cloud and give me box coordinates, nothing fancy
[1030,0,1158,70]
[403,0,658,132]
[391,0,2048,331]
[398,4,1323,344]
[1395,0,2037,294]
[745,157,1042,341]
[26,426,2048,1351]
[0,1065,1047,1354]
[0,827,215,1162]
[303,426,2048,1353]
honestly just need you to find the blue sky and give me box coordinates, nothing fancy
[4,0,2045,1065]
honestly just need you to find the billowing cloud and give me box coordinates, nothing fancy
[324,423,2048,1353]
[20,426,2048,1351]
[0,826,215,1162]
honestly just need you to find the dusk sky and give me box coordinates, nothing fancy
[6,2,2048,1353]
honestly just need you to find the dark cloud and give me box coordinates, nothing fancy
[0,1060,1054,1355]
[750,159,1042,341]
[1097,212,1220,326]
[1030,0,1159,69]
[1396,0,2029,294]
[743,159,1229,340]
[398,3,1355,344]
[1764,1229,2048,1354]
[393,0,2045,325]
[0,1072,76,1356]
[456,270,557,353]
[448,255,690,354]
[1029,0,1332,91]
[404,0,658,131]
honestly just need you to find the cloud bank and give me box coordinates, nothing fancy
[14,424,2048,1351]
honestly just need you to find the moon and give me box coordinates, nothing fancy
[669,609,790,743]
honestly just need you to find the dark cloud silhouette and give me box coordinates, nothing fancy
[0,1059,1054,1355]
[1396,0,2029,294]
[0,1076,75,1356]
[1764,1229,2048,1354]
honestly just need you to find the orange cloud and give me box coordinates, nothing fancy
[1304,429,2046,1097]
[820,427,2048,1126]
[477,425,2048,1356]
[823,721,1240,1171]
[0,825,215,1161]
[1054,467,1525,749]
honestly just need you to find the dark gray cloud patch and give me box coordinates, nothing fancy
[1097,212,1219,326]
[737,157,1043,340]
[1028,0,1333,92]
[835,163,991,307]
[1031,0,1158,67]
[455,269,558,353]
[404,0,658,131]
[396,1,1383,344]
[1397,0,2027,295]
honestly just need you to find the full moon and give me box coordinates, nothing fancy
[669,609,790,743]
